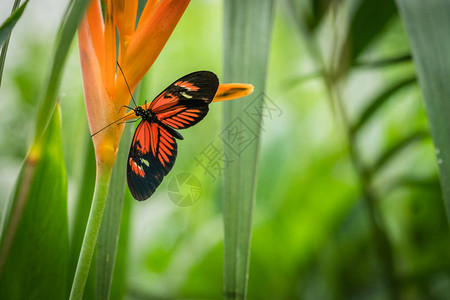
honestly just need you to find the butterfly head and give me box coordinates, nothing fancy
[134,106,154,121]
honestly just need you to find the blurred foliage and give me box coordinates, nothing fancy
[0,105,69,299]
[0,0,449,299]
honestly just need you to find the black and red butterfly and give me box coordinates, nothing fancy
[92,68,219,200]
[126,71,218,200]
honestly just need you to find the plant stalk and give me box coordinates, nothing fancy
[323,72,399,299]
[69,162,113,300]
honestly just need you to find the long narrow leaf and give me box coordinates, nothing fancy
[395,0,450,223]
[0,0,26,87]
[222,0,275,299]
[33,0,90,142]
[0,0,26,48]
[0,105,69,299]
[109,192,131,300]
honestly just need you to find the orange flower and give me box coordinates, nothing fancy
[79,0,191,167]
[79,0,253,167]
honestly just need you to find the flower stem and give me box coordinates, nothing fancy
[69,162,113,300]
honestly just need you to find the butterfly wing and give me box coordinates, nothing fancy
[127,120,178,200]
[149,71,219,130]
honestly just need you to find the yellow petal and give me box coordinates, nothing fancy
[213,83,255,102]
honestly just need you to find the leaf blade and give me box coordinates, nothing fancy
[395,0,450,223]
[0,105,69,299]
[222,0,275,298]
[0,0,27,48]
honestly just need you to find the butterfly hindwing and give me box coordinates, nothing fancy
[149,71,219,129]
[127,120,178,201]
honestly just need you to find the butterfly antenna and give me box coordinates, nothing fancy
[91,114,130,137]
[116,61,138,107]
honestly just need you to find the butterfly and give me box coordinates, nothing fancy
[91,67,219,200]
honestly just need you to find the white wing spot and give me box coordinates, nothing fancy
[181,91,193,99]
[140,158,150,167]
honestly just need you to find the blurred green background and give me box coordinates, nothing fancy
[1,0,450,299]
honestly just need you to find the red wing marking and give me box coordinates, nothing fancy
[130,121,176,167]
[153,123,177,166]
[133,121,151,154]
[174,80,200,91]
[149,92,179,111]
[156,107,205,129]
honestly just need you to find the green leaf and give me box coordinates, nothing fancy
[0,0,28,87]
[341,0,398,67]
[355,53,412,69]
[109,192,131,300]
[96,121,133,300]
[0,0,27,48]
[309,0,333,32]
[351,76,416,134]
[33,0,91,143]
[0,105,69,299]
[222,0,275,299]
[384,175,441,194]
[395,0,450,223]
[371,131,429,174]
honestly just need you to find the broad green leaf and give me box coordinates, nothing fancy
[395,0,450,223]
[0,0,27,87]
[0,105,69,299]
[351,76,416,134]
[223,0,275,299]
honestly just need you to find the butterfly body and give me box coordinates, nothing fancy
[126,71,219,200]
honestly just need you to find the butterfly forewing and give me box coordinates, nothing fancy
[127,120,178,200]
[150,71,219,129]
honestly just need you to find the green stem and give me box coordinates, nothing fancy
[323,70,399,299]
[69,162,113,300]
